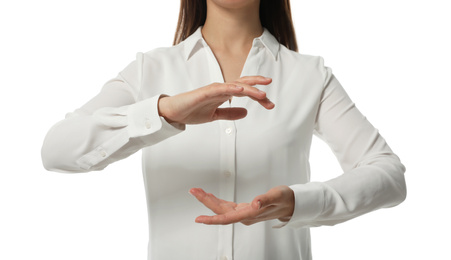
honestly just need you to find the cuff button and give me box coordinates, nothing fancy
[145,118,151,129]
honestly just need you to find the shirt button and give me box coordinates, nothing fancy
[224,171,232,177]
[221,256,228,260]
[145,119,151,129]
[225,128,232,135]
[100,151,107,157]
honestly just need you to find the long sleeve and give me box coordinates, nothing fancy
[286,65,407,228]
[41,53,184,173]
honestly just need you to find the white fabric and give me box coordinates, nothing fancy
[41,27,406,260]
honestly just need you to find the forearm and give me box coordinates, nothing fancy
[41,96,184,173]
[287,153,406,228]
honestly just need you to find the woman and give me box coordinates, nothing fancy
[41,0,407,259]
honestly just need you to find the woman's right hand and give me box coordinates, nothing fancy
[157,76,274,124]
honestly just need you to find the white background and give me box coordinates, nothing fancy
[1,0,450,259]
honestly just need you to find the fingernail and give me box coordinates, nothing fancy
[258,89,265,93]
[257,200,262,209]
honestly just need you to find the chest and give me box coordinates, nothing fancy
[139,46,328,155]
[140,47,325,198]
[213,51,248,83]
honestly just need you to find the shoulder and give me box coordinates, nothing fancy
[141,43,185,63]
[278,46,331,83]
[116,44,183,90]
[279,46,326,70]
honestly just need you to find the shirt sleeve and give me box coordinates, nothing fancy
[285,61,407,228]
[41,53,185,173]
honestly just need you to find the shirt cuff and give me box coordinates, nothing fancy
[281,182,325,228]
[76,95,184,170]
[127,95,185,144]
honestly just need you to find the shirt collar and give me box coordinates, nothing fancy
[183,27,280,61]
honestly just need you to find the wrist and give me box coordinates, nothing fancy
[157,95,174,124]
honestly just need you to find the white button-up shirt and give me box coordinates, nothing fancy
[42,27,406,260]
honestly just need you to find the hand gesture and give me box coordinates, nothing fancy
[158,76,274,124]
[189,185,294,226]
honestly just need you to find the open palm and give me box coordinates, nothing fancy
[189,186,294,226]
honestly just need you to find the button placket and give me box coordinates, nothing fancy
[218,120,236,260]
[204,38,249,259]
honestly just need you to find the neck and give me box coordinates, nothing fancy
[202,0,263,52]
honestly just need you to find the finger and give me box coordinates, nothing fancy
[244,94,276,110]
[204,83,274,110]
[235,76,272,86]
[213,108,248,121]
[230,83,275,109]
[189,188,234,214]
[232,82,267,100]
[195,205,256,225]
[203,83,244,99]
[256,97,276,110]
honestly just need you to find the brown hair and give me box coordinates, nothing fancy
[173,0,298,52]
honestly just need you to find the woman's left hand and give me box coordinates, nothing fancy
[189,185,295,225]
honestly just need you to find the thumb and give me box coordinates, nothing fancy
[252,187,287,210]
[213,108,248,121]
[251,193,273,210]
